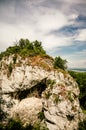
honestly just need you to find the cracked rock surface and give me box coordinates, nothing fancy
[0,55,83,130]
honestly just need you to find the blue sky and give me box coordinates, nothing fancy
[0,0,86,68]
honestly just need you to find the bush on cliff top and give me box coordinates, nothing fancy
[54,56,67,70]
[0,39,46,60]
[0,38,68,71]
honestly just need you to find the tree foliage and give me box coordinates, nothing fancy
[69,71,86,110]
[54,56,67,70]
[78,119,86,130]
[0,118,48,130]
[0,39,46,60]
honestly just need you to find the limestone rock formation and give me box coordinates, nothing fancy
[0,55,83,130]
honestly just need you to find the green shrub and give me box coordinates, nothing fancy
[68,71,86,110]
[78,119,86,130]
[68,91,74,102]
[0,109,7,121]
[5,119,23,130]
[45,91,52,99]
[13,55,17,64]
[0,95,8,122]
[33,122,49,130]
[54,95,59,104]
[38,111,45,121]
[47,79,56,89]
[0,52,4,61]
[0,123,4,130]
[0,38,47,60]
[54,56,67,70]
[0,118,49,130]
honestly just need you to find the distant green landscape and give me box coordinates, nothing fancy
[68,71,86,130]
[68,71,86,110]
[68,68,86,72]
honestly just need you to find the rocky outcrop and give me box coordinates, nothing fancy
[0,55,83,130]
[11,97,42,125]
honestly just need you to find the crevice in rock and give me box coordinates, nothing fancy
[45,118,56,125]
[5,78,47,100]
[66,114,74,121]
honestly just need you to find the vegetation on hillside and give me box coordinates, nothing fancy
[78,119,86,130]
[0,118,48,130]
[54,56,67,70]
[68,71,86,130]
[68,71,86,110]
[0,39,46,60]
[0,38,68,72]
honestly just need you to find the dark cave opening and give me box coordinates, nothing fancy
[9,78,47,100]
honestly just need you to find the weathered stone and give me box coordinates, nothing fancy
[0,55,83,129]
[11,97,42,125]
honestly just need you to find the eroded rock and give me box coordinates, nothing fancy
[0,55,83,130]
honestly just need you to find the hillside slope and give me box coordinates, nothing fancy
[0,53,83,130]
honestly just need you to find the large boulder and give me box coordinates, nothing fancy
[11,97,42,125]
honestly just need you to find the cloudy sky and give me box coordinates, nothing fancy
[0,0,86,68]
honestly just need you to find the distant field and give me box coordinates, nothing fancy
[68,68,86,72]
[68,70,86,111]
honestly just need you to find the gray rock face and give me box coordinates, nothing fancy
[11,97,42,125]
[0,55,83,130]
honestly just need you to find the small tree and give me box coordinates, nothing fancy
[33,40,41,48]
[54,56,67,70]
[19,38,26,49]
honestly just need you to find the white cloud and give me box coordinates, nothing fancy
[42,35,73,50]
[0,0,86,68]
[62,49,86,68]
[0,23,35,51]
[64,0,86,4]
[0,6,73,52]
[68,59,86,68]
[75,49,86,56]
[36,9,68,32]
[76,29,86,41]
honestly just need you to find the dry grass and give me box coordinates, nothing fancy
[25,55,54,71]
